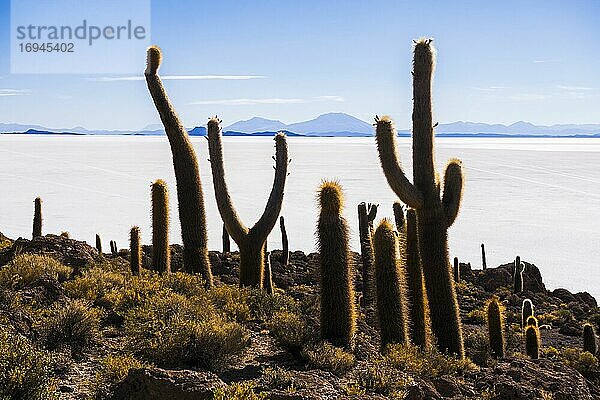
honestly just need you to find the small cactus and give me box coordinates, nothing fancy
[208,118,288,288]
[130,226,142,276]
[481,243,487,270]
[522,299,534,328]
[453,257,460,283]
[514,256,524,293]
[110,240,118,256]
[486,296,505,358]
[222,224,231,253]
[583,323,597,355]
[317,181,356,348]
[527,316,538,327]
[95,234,102,254]
[263,250,274,295]
[280,216,289,265]
[525,325,540,359]
[32,197,42,238]
[152,179,170,274]
[373,219,409,347]
[358,202,377,309]
[144,45,212,284]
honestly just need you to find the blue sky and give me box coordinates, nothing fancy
[0,0,598,130]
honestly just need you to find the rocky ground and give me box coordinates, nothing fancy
[1,233,599,399]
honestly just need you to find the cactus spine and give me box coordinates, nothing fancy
[358,202,377,309]
[207,117,288,288]
[375,39,464,356]
[514,256,524,294]
[130,226,142,276]
[453,257,460,283]
[317,181,356,348]
[481,243,487,270]
[280,216,289,265]
[583,323,597,355]
[404,207,430,349]
[95,234,102,254]
[522,299,534,328]
[152,179,170,274]
[525,325,540,359]
[486,296,505,358]
[222,224,230,253]
[32,197,42,238]
[373,218,409,347]
[144,46,212,285]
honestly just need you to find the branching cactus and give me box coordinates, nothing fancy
[358,202,377,309]
[95,234,102,254]
[317,181,356,348]
[404,208,430,349]
[583,323,597,355]
[375,39,464,356]
[373,218,409,347]
[207,117,288,287]
[130,226,142,276]
[144,46,212,285]
[33,197,42,238]
[280,216,289,265]
[152,179,171,274]
[522,299,534,328]
[525,325,540,359]
[486,296,505,358]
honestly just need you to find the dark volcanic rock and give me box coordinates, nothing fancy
[0,234,98,269]
[475,261,546,293]
[111,368,225,400]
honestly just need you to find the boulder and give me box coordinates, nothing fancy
[476,261,546,293]
[111,368,225,400]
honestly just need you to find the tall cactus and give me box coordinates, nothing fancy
[583,323,597,355]
[222,224,231,253]
[453,257,460,283]
[522,299,534,328]
[152,179,171,274]
[375,39,464,356]
[95,234,102,254]
[486,296,505,358]
[358,202,377,309]
[525,325,540,359]
[32,197,42,238]
[404,207,430,349]
[280,216,289,265]
[130,226,142,276]
[144,46,212,285]
[481,243,487,270]
[514,257,524,294]
[263,250,274,295]
[207,118,288,287]
[317,181,356,348]
[373,218,409,347]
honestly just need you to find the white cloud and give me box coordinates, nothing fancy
[89,75,266,82]
[314,95,345,102]
[533,59,561,63]
[556,85,593,91]
[0,89,31,97]
[189,98,306,105]
[473,86,508,92]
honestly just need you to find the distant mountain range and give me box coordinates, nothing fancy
[2,113,600,137]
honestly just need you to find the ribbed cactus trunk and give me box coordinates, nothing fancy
[222,224,231,253]
[357,202,377,309]
[263,249,274,295]
[144,46,212,286]
[375,39,464,356]
[207,118,288,288]
[317,181,356,348]
[280,216,289,265]
[373,219,409,348]
[525,325,540,359]
[514,257,524,294]
[453,257,460,283]
[583,324,597,355]
[152,179,171,274]
[130,226,142,276]
[404,208,430,349]
[32,197,42,238]
[522,299,534,328]
[95,234,102,254]
[487,296,505,358]
[481,243,487,270]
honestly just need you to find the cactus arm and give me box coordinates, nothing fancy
[375,116,424,209]
[206,117,248,243]
[442,159,464,227]
[253,132,289,239]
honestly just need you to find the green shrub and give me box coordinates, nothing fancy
[93,354,147,399]
[63,266,125,304]
[384,343,478,378]
[268,310,310,351]
[262,366,307,392]
[213,382,267,400]
[208,285,251,322]
[247,290,298,321]
[0,254,71,290]
[351,361,413,398]
[0,325,57,400]
[124,291,249,370]
[561,347,599,373]
[301,341,355,374]
[39,299,100,353]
